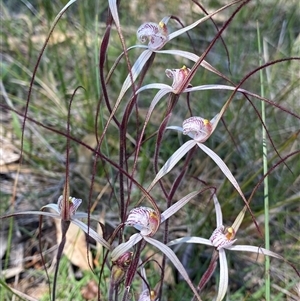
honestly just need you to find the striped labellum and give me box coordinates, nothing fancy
[165,65,191,92]
[209,225,237,250]
[182,116,213,143]
[137,18,169,51]
[125,207,160,236]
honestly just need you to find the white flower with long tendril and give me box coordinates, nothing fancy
[1,195,111,250]
[146,115,243,201]
[111,191,204,301]
[106,0,243,126]
[132,66,264,184]
[168,194,290,301]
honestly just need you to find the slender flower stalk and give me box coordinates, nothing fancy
[111,191,204,301]
[168,194,288,301]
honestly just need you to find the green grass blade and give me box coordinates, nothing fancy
[257,21,271,301]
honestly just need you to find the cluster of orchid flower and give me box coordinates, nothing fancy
[2,1,298,301]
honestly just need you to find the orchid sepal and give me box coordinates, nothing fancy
[146,140,196,192]
[144,236,202,301]
[111,233,143,261]
[161,190,202,223]
[218,249,228,301]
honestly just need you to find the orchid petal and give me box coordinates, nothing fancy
[168,0,241,42]
[135,83,171,94]
[137,87,173,154]
[144,236,202,301]
[41,203,60,214]
[2,210,60,219]
[184,84,249,94]
[227,245,285,261]
[231,206,247,233]
[147,140,196,192]
[168,236,213,247]
[117,49,153,105]
[71,218,111,250]
[147,88,173,113]
[51,0,78,32]
[157,49,199,61]
[197,143,247,205]
[166,125,184,133]
[156,49,228,78]
[111,233,143,261]
[213,194,223,228]
[184,84,268,102]
[108,0,120,28]
[217,249,228,301]
[137,289,151,301]
[161,190,201,223]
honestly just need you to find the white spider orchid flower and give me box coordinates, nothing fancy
[111,191,204,301]
[133,66,263,172]
[168,194,287,301]
[145,115,255,215]
[106,0,242,126]
[1,195,111,250]
[136,65,261,117]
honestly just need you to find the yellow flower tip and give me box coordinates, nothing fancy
[225,227,235,241]
[149,210,158,219]
[158,21,165,28]
[181,65,187,70]
[203,119,210,125]
[150,290,157,301]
